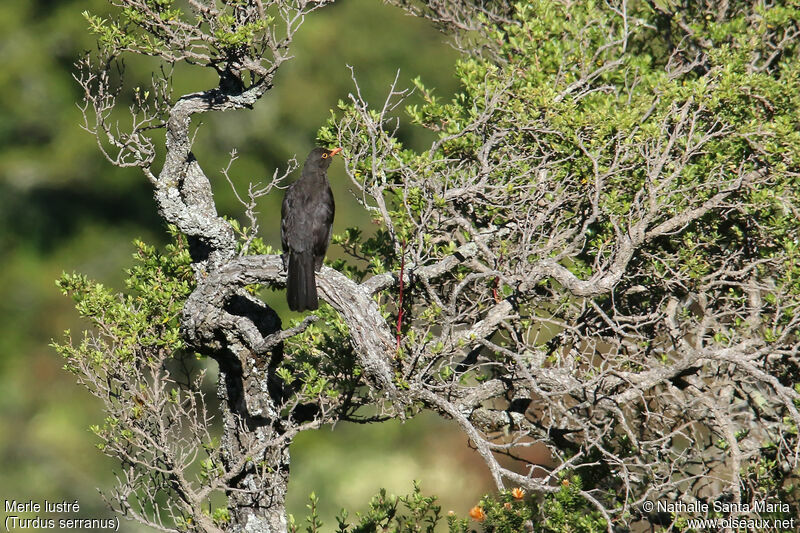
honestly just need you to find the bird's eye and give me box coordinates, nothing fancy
[321,153,328,159]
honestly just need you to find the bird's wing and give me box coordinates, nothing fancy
[282,181,332,255]
[312,186,335,256]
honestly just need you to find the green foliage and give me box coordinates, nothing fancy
[84,10,137,51]
[331,0,800,279]
[53,227,194,374]
[319,1,800,526]
[289,478,607,533]
[278,302,363,413]
[291,482,443,533]
[449,477,605,533]
[211,506,231,526]
[83,0,270,58]
[213,16,272,50]
[538,476,607,533]
[50,230,231,530]
[325,0,800,362]
[735,452,799,524]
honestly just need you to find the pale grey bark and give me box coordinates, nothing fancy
[75,2,340,532]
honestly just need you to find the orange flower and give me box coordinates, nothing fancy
[503,502,513,510]
[561,479,571,487]
[511,487,525,500]
[469,506,486,522]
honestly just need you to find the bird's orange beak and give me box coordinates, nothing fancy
[329,147,342,157]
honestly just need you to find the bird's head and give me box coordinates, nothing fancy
[305,146,342,173]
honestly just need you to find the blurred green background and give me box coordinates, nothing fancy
[0,0,494,531]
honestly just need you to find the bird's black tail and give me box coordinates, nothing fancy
[287,251,318,311]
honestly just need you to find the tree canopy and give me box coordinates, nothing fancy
[55,0,800,532]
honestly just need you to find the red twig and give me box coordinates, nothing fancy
[396,240,407,352]
[492,253,503,303]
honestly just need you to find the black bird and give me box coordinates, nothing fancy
[281,147,341,311]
